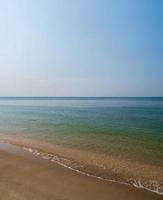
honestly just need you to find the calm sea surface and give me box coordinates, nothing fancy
[0,97,163,167]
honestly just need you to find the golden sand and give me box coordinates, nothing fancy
[0,147,161,200]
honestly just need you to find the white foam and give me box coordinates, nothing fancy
[133,179,163,195]
[22,146,163,196]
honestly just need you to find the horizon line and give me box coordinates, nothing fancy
[0,96,162,98]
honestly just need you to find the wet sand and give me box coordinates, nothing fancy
[0,142,162,200]
[0,133,163,195]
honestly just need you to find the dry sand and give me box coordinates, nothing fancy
[0,143,162,200]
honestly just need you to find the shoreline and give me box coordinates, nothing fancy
[0,141,162,200]
[0,134,163,197]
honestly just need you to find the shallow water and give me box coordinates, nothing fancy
[0,97,163,166]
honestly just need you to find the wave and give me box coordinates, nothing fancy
[22,146,163,196]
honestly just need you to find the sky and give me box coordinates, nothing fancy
[0,0,162,97]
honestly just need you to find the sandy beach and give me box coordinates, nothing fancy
[0,133,163,195]
[0,141,162,200]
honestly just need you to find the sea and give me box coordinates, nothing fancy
[0,97,163,194]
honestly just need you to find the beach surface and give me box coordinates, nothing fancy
[0,141,162,200]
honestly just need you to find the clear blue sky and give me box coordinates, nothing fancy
[0,0,162,96]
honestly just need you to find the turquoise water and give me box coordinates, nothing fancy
[0,97,163,167]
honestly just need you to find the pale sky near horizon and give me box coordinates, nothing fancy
[0,0,162,96]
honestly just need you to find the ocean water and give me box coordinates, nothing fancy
[0,97,163,193]
[0,97,163,195]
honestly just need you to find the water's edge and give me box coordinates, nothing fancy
[0,139,162,196]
